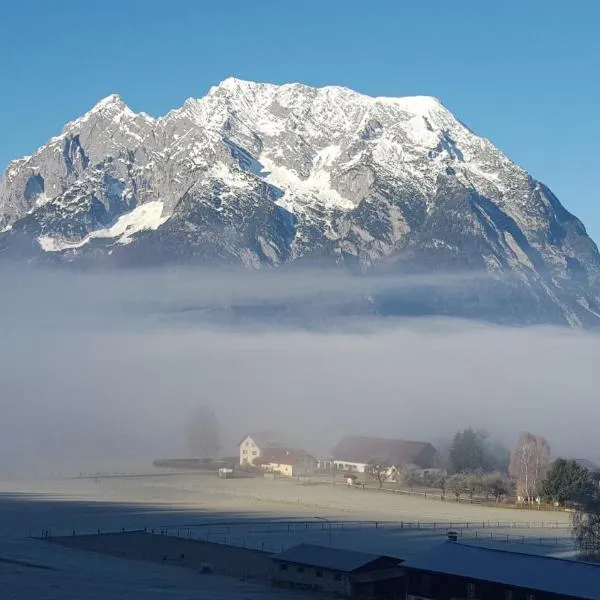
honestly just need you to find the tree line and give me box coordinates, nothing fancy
[412,427,600,559]
[390,428,599,512]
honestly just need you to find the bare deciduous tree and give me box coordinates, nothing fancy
[366,461,390,488]
[509,432,550,504]
[185,406,220,459]
[447,473,470,501]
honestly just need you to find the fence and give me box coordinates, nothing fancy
[335,482,567,512]
[158,518,570,533]
[456,528,576,549]
[38,517,575,555]
[154,518,572,552]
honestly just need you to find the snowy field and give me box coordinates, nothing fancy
[0,472,576,599]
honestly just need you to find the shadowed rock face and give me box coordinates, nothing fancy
[1,78,599,326]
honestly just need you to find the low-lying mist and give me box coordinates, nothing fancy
[1,266,598,477]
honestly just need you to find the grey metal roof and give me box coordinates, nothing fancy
[403,541,600,599]
[272,544,398,573]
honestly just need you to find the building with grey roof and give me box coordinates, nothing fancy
[403,539,600,600]
[271,543,404,598]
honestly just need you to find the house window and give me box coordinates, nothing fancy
[297,566,305,573]
[242,450,247,455]
[252,451,258,456]
[504,591,514,600]
[467,583,476,599]
[279,563,288,571]
[526,595,535,600]
[316,570,323,578]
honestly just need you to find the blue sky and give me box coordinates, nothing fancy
[2,0,599,242]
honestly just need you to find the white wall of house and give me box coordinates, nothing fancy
[239,436,261,465]
[333,460,368,473]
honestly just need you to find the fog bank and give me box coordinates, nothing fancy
[0,267,598,476]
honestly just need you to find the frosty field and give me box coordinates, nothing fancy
[0,472,575,599]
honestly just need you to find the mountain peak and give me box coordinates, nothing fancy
[91,93,129,112]
[60,94,139,132]
[1,79,599,328]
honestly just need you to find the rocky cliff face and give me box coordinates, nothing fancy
[1,78,599,326]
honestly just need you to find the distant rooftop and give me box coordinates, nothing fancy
[240,431,282,448]
[255,447,313,465]
[403,541,600,599]
[272,543,401,573]
[332,436,438,468]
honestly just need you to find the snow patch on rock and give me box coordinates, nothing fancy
[38,201,169,252]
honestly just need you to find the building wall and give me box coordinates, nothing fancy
[334,460,368,473]
[272,562,351,596]
[265,462,293,477]
[262,457,317,477]
[406,570,574,600]
[239,436,261,465]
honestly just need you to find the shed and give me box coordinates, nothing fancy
[271,543,404,598]
[403,540,600,600]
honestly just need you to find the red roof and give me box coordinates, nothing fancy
[256,447,314,466]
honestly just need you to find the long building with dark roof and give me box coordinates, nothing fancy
[403,539,600,600]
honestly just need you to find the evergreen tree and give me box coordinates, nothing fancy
[542,459,594,504]
[448,428,489,474]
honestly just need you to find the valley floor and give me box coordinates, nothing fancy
[0,472,575,599]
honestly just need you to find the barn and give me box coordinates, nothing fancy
[271,543,405,598]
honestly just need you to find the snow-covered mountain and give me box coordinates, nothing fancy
[1,78,599,326]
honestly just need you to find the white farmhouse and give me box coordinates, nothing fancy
[238,432,280,466]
